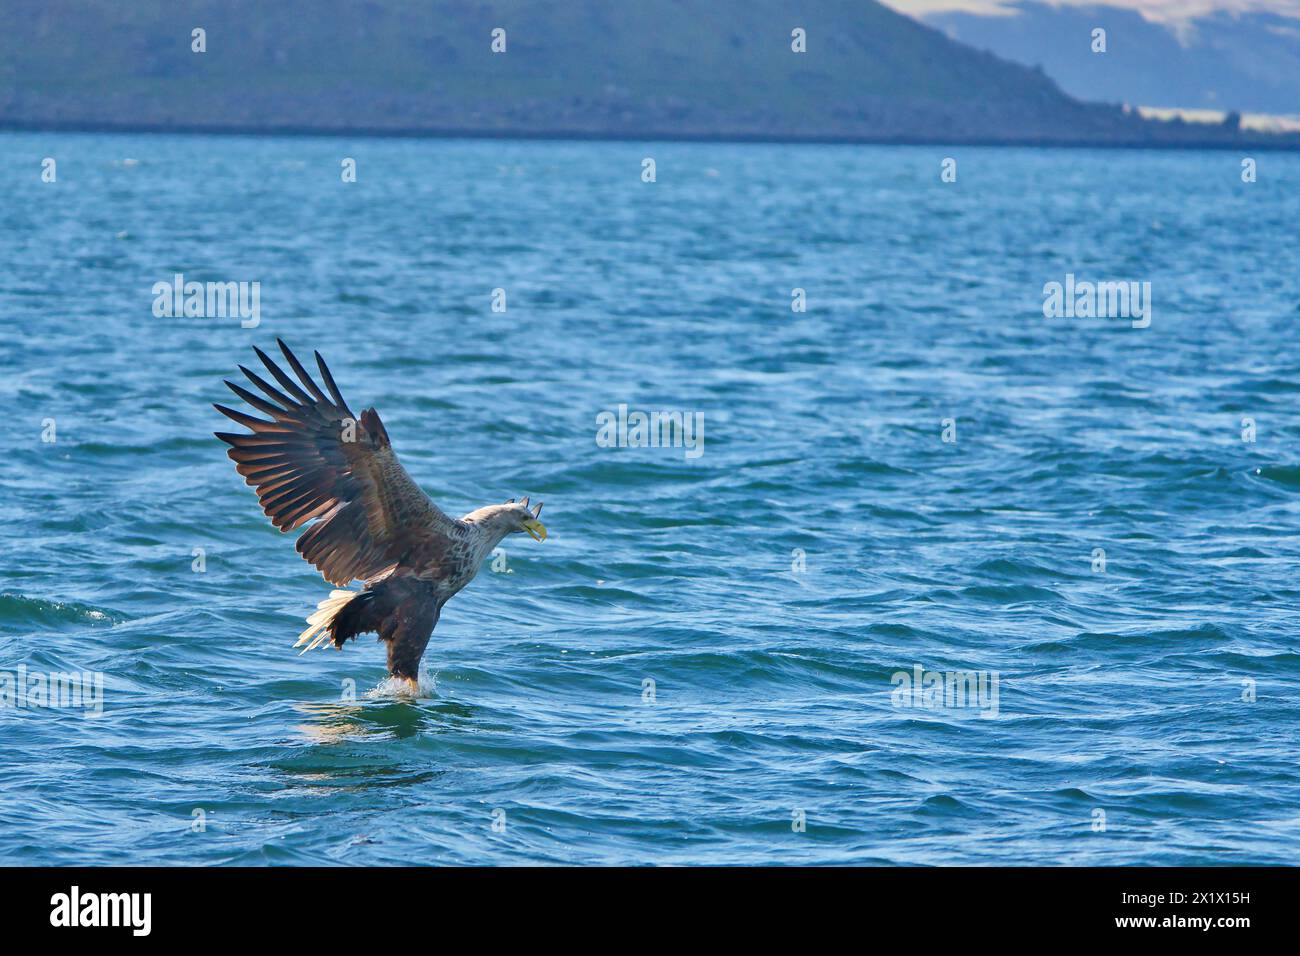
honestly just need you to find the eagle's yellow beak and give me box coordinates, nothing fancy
[523,519,547,542]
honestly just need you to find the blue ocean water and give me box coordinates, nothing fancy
[1,132,1298,865]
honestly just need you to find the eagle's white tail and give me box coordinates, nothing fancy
[294,590,358,654]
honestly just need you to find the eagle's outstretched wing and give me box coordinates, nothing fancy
[214,340,459,587]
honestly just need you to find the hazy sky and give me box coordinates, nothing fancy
[885,0,1300,20]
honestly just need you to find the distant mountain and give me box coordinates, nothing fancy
[924,3,1300,115]
[0,0,1295,146]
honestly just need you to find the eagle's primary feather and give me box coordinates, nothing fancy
[214,340,546,686]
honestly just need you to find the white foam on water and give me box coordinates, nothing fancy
[366,671,438,700]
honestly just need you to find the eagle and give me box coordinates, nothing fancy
[213,340,547,691]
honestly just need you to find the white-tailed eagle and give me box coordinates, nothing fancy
[214,340,547,689]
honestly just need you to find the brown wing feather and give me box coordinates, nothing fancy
[214,339,459,586]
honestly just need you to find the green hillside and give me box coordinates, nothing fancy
[0,0,1288,145]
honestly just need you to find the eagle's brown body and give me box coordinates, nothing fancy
[214,340,546,685]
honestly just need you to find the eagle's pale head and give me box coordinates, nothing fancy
[505,498,546,541]
[462,497,547,542]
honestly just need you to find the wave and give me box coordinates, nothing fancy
[959,584,1064,603]
[1258,465,1300,488]
[1028,624,1233,654]
[0,593,127,629]
[972,557,1078,582]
